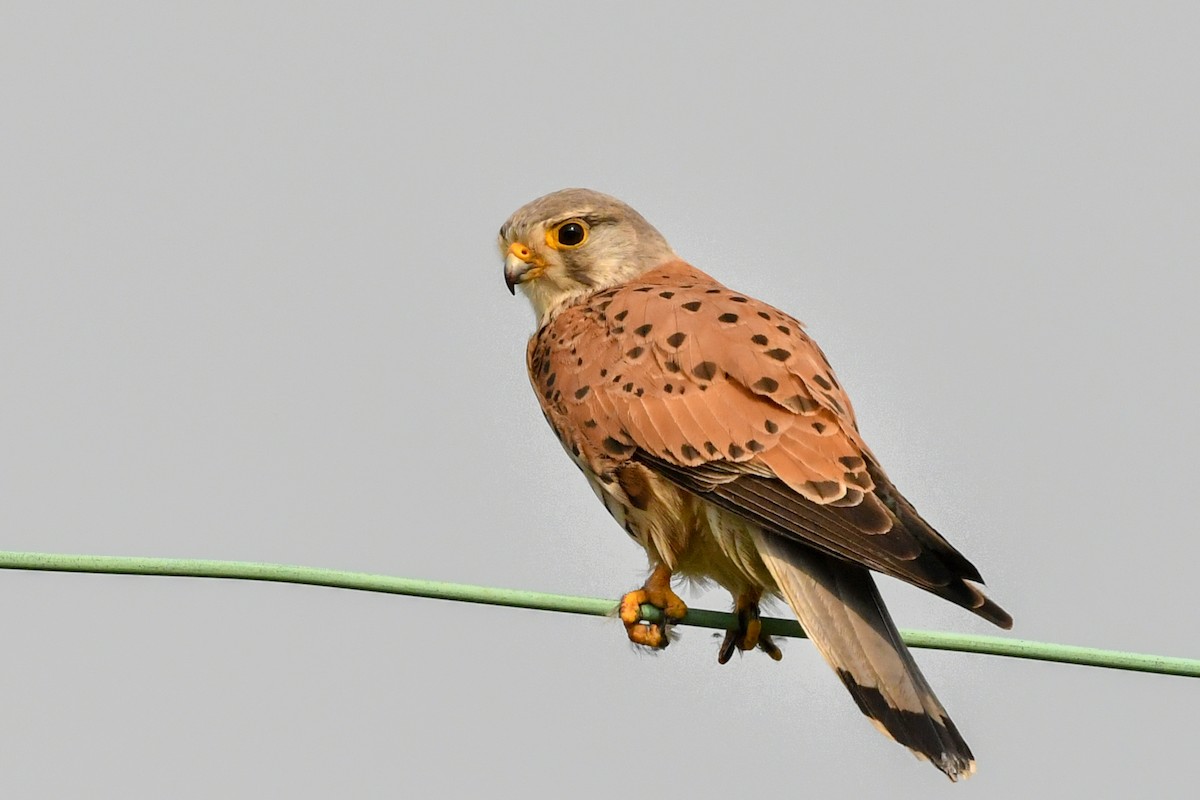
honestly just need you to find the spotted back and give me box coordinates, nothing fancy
[526,260,873,506]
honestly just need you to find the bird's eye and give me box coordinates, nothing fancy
[548,219,589,250]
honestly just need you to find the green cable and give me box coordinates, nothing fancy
[1,550,1195,679]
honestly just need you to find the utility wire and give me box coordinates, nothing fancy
[1,550,1196,679]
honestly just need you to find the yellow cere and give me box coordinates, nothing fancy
[508,241,535,262]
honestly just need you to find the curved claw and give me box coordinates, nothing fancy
[758,635,783,661]
[717,592,783,664]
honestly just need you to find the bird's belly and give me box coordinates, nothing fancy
[674,498,778,594]
[582,463,777,595]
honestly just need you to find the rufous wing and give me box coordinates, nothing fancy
[528,259,1009,628]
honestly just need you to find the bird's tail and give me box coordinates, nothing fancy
[751,529,976,781]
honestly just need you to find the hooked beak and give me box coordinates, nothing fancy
[504,241,544,295]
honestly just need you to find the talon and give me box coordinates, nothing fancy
[759,636,783,661]
[619,564,687,650]
[717,632,738,664]
[718,591,782,663]
[626,618,669,648]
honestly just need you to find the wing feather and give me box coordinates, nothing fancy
[528,260,1010,628]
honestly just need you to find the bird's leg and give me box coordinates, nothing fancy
[618,563,688,649]
[718,590,783,664]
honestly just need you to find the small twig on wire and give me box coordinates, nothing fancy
[1,550,1196,679]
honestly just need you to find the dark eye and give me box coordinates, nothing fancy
[558,222,585,246]
[549,218,589,249]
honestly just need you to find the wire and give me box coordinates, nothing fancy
[1,550,1196,678]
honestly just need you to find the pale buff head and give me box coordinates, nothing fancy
[499,188,677,321]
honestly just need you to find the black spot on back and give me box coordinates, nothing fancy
[784,394,820,413]
[603,436,633,456]
[805,480,841,499]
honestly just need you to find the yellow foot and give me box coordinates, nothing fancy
[718,592,783,664]
[619,564,687,649]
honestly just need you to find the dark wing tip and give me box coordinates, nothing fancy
[952,579,1013,629]
[978,592,1014,630]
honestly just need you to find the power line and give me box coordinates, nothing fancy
[1,550,1196,678]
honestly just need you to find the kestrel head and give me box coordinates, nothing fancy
[500,188,676,320]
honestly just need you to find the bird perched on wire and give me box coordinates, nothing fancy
[500,188,1011,781]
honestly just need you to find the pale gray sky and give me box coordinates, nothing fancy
[2,3,1198,797]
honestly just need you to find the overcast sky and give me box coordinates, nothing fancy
[2,3,1198,797]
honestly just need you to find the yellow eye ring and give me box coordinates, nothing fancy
[547,218,589,250]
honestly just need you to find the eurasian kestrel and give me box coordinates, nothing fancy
[500,188,1010,781]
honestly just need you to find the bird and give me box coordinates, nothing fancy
[499,188,1011,781]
